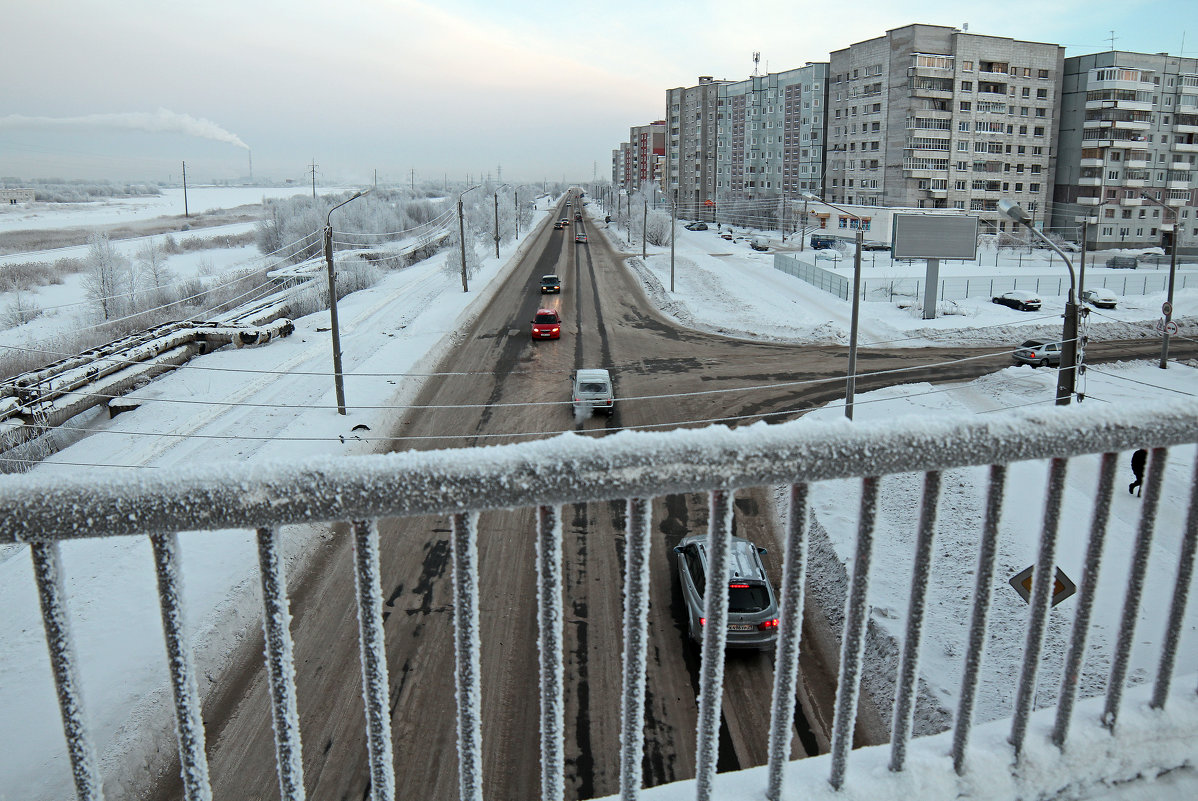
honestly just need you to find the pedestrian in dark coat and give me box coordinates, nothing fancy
[1129,448,1148,496]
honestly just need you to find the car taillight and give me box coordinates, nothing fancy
[758,618,779,630]
[729,583,750,588]
[699,617,706,626]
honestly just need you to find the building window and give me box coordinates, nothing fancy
[1033,126,1045,137]
[961,80,973,91]
[960,101,972,111]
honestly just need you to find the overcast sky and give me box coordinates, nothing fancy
[1,0,1189,186]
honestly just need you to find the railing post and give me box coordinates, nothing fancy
[1151,456,1198,710]
[829,476,879,790]
[695,489,734,801]
[953,464,1007,774]
[1011,458,1068,759]
[1052,453,1117,748]
[889,471,941,772]
[766,483,810,801]
[31,541,104,801]
[536,506,565,801]
[351,520,396,801]
[451,512,484,801]
[1104,448,1168,729]
[255,527,306,801]
[149,531,213,801]
[619,497,651,801]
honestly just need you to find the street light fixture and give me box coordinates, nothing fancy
[999,198,1079,406]
[1140,193,1181,369]
[802,191,863,420]
[458,185,480,292]
[324,188,371,415]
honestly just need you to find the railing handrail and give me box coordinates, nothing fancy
[4,398,1195,543]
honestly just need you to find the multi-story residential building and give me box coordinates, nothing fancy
[611,148,622,188]
[665,76,730,211]
[715,64,828,203]
[1053,50,1198,252]
[629,121,666,191]
[826,24,1063,236]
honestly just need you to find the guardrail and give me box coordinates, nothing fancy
[3,400,1196,801]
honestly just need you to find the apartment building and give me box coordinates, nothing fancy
[629,121,666,189]
[714,64,829,203]
[826,24,1063,235]
[1053,50,1198,251]
[664,76,729,210]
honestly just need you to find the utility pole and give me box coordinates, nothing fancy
[323,189,370,415]
[458,186,478,292]
[410,168,415,194]
[493,190,501,258]
[514,190,519,239]
[799,196,809,251]
[642,197,648,259]
[373,169,377,189]
[309,160,318,199]
[1078,219,1089,297]
[781,196,787,242]
[670,191,677,291]
[181,161,189,218]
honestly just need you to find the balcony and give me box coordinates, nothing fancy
[1167,179,1192,190]
[1120,196,1143,206]
[1176,142,1198,152]
[1077,196,1102,205]
[1170,160,1193,171]
[1126,158,1149,169]
[1084,98,1153,112]
[1077,177,1103,187]
[1080,157,1105,167]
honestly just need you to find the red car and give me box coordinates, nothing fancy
[531,308,561,339]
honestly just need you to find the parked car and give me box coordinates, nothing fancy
[575,232,587,243]
[571,368,614,416]
[684,221,708,231]
[673,534,780,650]
[810,234,839,249]
[992,290,1042,311]
[1081,287,1117,309]
[749,237,769,251]
[540,274,560,294]
[1013,339,1063,367]
[861,241,891,251]
[720,231,734,241]
[531,308,561,340]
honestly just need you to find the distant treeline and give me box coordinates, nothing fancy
[0,178,164,203]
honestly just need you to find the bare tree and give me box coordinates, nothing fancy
[82,232,133,320]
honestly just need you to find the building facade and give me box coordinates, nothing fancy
[826,24,1063,236]
[629,121,666,190]
[714,63,829,203]
[1052,50,1198,251]
[665,77,729,213]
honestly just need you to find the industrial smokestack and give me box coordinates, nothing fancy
[248,149,253,182]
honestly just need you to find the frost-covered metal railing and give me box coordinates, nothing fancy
[3,400,1198,801]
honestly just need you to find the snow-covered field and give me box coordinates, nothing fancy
[1,193,1195,799]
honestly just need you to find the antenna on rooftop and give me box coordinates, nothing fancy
[752,51,761,76]
[962,22,969,32]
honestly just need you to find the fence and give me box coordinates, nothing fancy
[771,254,850,301]
[2,400,1197,801]
[774,254,1198,304]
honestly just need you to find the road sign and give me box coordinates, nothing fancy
[704,199,715,206]
[1157,317,1167,332]
[1166,321,1179,336]
[1163,301,1173,316]
[1009,565,1077,606]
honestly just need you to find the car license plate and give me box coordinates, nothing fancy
[728,624,754,632]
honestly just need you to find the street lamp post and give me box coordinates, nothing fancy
[458,185,480,292]
[324,188,371,415]
[1140,193,1181,369]
[493,184,509,259]
[999,199,1079,406]
[802,192,863,420]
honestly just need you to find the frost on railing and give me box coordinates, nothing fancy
[2,399,1197,801]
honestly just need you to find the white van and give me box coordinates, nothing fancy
[571,369,614,416]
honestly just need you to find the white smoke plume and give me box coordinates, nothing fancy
[0,108,250,149]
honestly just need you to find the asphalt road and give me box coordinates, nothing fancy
[162,201,1195,801]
